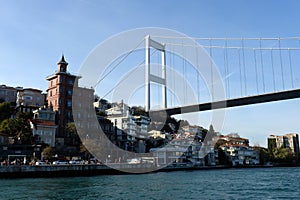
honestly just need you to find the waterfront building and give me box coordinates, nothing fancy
[268,133,300,155]
[45,55,94,144]
[46,55,77,138]
[218,134,259,166]
[221,144,260,166]
[150,142,187,165]
[0,144,42,163]
[30,107,57,147]
[150,138,208,166]
[16,88,46,113]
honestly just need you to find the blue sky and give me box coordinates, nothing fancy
[1,0,300,146]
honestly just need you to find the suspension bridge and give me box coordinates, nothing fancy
[95,34,300,116]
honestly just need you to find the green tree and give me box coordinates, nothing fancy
[65,122,81,146]
[272,147,296,163]
[15,112,33,144]
[214,139,227,149]
[217,148,230,165]
[42,146,54,160]
[66,122,77,134]
[255,146,271,165]
[0,102,13,122]
[268,138,276,153]
[132,106,148,116]
[0,111,35,144]
[0,118,18,135]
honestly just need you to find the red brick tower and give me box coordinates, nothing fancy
[46,55,78,139]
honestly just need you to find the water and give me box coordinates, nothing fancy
[0,167,299,200]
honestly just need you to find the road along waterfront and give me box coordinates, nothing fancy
[0,163,231,178]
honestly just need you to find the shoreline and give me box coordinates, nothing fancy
[0,164,297,179]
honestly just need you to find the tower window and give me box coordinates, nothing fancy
[67,89,72,96]
[68,80,74,85]
[67,100,72,107]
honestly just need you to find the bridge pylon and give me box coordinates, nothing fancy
[145,35,167,112]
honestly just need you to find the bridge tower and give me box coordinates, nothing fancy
[145,35,167,112]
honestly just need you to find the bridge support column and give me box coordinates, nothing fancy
[145,35,167,112]
[145,35,150,112]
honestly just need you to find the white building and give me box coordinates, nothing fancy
[134,115,151,139]
[30,107,57,147]
[150,138,210,166]
[221,144,260,166]
[106,102,137,141]
[106,102,151,152]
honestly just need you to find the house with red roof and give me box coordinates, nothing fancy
[30,107,57,147]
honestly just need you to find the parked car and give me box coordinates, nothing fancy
[35,161,46,166]
[69,160,83,165]
[52,160,68,165]
[84,160,96,164]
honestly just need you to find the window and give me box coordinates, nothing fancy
[39,113,46,119]
[67,100,72,107]
[49,114,54,120]
[67,89,72,96]
[24,96,33,100]
[46,138,52,144]
[60,76,63,83]
[68,79,74,85]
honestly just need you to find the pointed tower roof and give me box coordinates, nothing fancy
[57,54,68,65]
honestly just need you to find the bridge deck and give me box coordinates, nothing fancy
[150,89,300,116]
